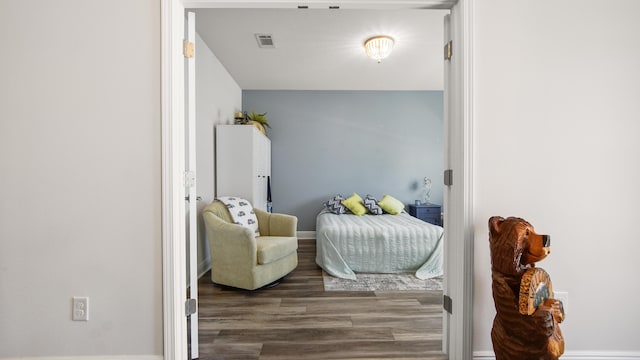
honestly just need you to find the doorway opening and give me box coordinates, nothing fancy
[160,1,474,359]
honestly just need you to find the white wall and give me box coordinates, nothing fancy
[194,32,242,276]
[473,0,640,356]
[0,0,162,357]
[5,0,638,357]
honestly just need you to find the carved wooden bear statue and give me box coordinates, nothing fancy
[489,216,565,360]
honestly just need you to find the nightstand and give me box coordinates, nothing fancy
[408,203,442,226]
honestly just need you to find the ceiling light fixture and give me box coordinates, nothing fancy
[364,35,395,63]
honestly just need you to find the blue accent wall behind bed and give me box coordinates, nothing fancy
[242,90,443,231]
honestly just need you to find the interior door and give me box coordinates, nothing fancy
[185,10,199,360]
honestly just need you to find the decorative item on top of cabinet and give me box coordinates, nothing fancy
[216,125,271,211]
[233,110,270,136]
[246,110,270,136]
[234,111,245,125]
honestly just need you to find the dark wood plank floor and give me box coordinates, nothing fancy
[196,239,447,360]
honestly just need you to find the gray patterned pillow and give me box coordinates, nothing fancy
[216,196,260,235]
[324,194,347,214]
[363,194,384,215]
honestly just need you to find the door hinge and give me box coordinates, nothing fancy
[183,40,195,58]
[444,169,453,186]
[185,298,197,316]
[443,294,453,314]
[444,40,452,61]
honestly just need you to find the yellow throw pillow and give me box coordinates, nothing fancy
[377,194,405,215]
[342,193,368,216]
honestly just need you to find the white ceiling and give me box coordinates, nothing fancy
[194,8,449,90]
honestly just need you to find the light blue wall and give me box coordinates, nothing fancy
[243,90,443,231]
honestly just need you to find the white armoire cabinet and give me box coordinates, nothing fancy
[216,125,271,211]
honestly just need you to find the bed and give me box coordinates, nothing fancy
[315,209,444,280]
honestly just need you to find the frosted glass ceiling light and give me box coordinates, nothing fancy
[364,35,395,63]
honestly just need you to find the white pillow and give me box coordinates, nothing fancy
[216,196,260,235]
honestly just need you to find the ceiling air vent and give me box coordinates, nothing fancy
[255,34,275,48]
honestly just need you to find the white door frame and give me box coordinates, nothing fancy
[442,2,475,359]
[160,1,474,359]
[184,10,199,359]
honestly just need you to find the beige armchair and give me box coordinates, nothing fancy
[202,200,298,290]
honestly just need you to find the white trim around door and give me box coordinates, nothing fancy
[160,1,474,359]
[161,0,188,359]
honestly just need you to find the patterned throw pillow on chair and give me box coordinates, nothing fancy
[216,196,260,235]
[324,194,347,214]
[363,194,384,215]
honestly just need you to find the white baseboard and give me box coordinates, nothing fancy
[474,351,640,360]
[186,258,211,289]
[197,257,211,278]
[297,231,316,239]
[1,356,163,360]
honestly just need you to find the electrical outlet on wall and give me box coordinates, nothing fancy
[72,296,89,321]
[554,291,568,315]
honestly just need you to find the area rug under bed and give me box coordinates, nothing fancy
[322,271,443,291]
